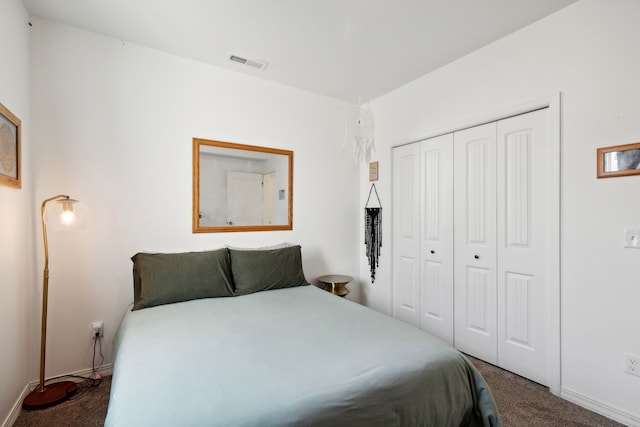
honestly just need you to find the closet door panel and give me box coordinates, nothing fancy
[454,123,498,364]
[392,143,420,327]
[419,134,454,344]
[497,108,551,386]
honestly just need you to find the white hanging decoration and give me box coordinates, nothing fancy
[343,99,375,163]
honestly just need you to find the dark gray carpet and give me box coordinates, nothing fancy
[14,377,110,427]
[14,362,624,426]
[468,356,624,427]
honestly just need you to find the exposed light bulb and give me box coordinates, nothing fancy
[59,199,77,226]
[60,209,76,226]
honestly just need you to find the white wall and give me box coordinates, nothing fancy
[28,17,360,387]
[360,0,640,423]
[0,1,32,425]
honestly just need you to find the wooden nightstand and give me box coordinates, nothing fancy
[317,275,353,297]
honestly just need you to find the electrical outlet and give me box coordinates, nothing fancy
[624,229,640,248]
[625,353,640,377]
[92,321,104,338]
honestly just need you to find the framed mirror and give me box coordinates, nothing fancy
[193,138,293,233]
[597,142,640,178]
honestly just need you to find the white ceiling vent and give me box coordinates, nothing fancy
[227,54,269,71]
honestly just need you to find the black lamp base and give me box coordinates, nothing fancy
[22,381,77,410]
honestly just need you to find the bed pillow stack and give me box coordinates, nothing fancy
[229,245,309,296]
[131,249,235,310]
[131,245,309,310]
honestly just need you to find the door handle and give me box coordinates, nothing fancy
[430,250,435,254]
[474,255,480,259]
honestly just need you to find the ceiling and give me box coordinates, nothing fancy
[22,0,577,103]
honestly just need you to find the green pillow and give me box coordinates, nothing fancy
[229,245,309,296]
[131,249,234,310]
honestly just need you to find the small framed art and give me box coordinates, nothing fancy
[597,142,640,179]
[0,102,21,188]
[369,161,379,182]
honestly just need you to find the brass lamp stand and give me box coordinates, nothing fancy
[23,195,83,410]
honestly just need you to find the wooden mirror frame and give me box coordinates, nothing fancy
[193,138,293,233]
[597,142,640,178]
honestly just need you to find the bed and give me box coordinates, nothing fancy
[104,246,500,427]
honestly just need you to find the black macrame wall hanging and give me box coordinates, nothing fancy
[364,183,382,282]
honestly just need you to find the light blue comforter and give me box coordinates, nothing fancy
[105,286,500,426]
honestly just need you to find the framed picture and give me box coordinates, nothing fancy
[369,161,379,182]
[0,102,21,188]
[597,142,640,178]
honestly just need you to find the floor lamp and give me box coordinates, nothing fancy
[23,195,86,410]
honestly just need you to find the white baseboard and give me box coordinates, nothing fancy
[2,363,113,427]
[561,386,640,427]
[2,383,31,427]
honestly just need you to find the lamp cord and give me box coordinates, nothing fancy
[92,333,105,378]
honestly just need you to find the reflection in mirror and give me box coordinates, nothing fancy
[603,149,640,172]
[193,138,293,232]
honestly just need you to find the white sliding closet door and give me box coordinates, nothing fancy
[453,123,498,364]
[496,109,551,386]
[392,143,420,327]
[419,134,454,344]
